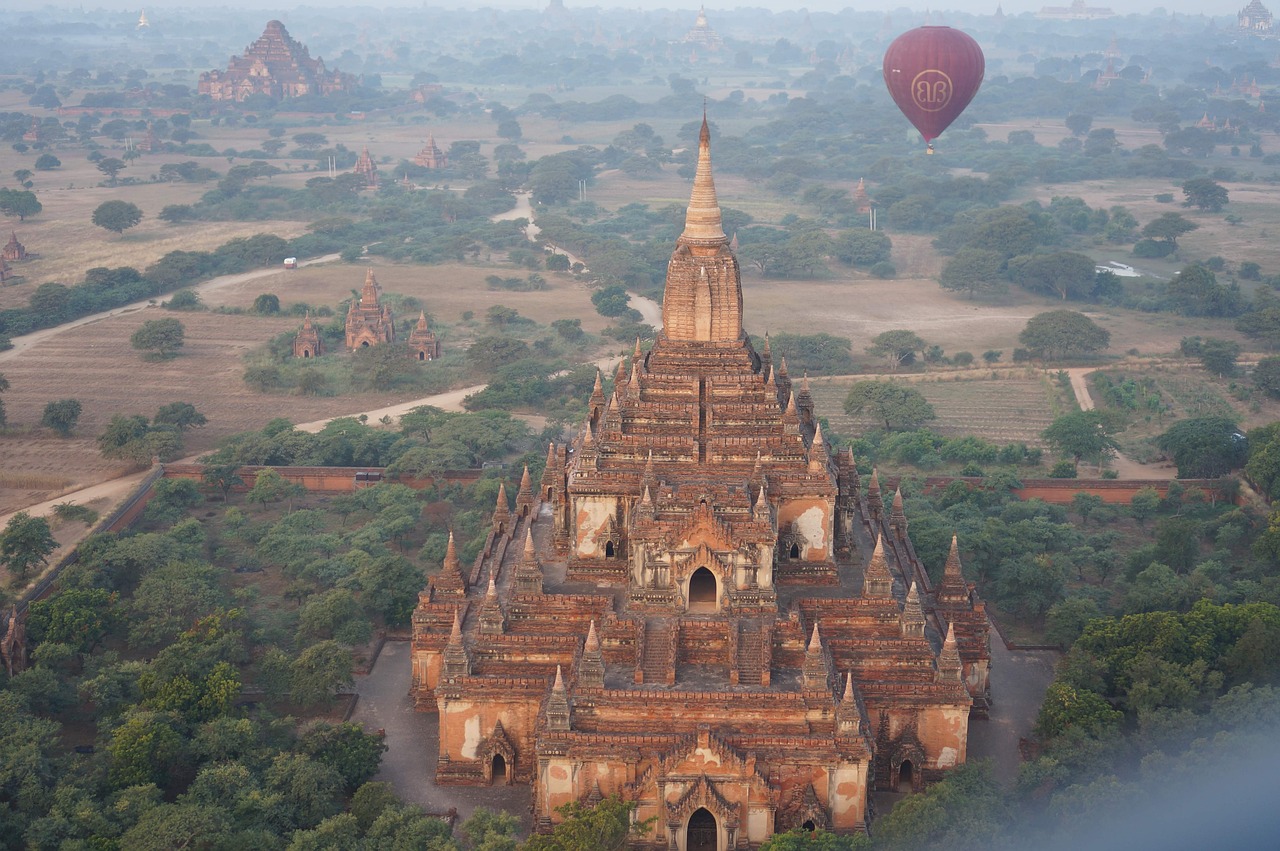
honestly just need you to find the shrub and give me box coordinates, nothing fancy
[869,261,896,279]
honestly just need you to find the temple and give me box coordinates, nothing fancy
[410,119,990,849]
[683,6,724,49]
[198,20,356,102]
[292,312,324,359]
[3,233,27,263]
[1240,0,1274,31]
[354,146,379,190]
[414,134,449,170]
[407,311,442,361]
[345,269,395,350]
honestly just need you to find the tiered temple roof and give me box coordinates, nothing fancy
[198,20,356,102]
[344,269,395,350]
[411,117,990,845]
[354,146,379,189]
[413,134,449,169]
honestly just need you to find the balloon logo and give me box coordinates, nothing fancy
[883,26,985,153]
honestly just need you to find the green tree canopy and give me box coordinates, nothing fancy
[1181,177,1229,212]
[0,511,57,583]
[1018,310,1110,361]
[938,248,1004,299]
[40,398,82,436]
[92,200,143,234]
[1157,416,1246,478]
[1042,409,1119,469]
[843,381,936,431]
[866,329,926,370]
[131,318,185,358]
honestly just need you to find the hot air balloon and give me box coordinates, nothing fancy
[883,26,985,154]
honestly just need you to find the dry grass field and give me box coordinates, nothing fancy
[811,372,1072,447]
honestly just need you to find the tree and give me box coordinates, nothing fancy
[201,463,243,502]
[246,468,303,510]
[33,154,59,170]
[1065,113,1094,137]
[158,204,194,224]
[843,381,936,431]
[1140,212,1198,248]
[833,229,892,267]
[1197,337,1241,376]
[866,329,926,370]
[292,132,329,151]
[95,157,127,184]
[939,248,1004,299]
[40,399,82,436]
[27,587,118,653]
[1167,265,1243,317]
[300,723,387,793]
[131,318,185,358]
[0,372,7,427]
[523,795,645,851]
[291,641,354,707]
[1182,177,1229,212]
[1007,251,1096,300]
[1130,487,1161,526]
[1018,310,1110,361]
[1254,357,1280,399]
[92,200,143,234]
[1042,410,1118,469]
[1157,416,1246,478]
[0,511,57,583]
[252,293,281,315]
[154,401,207,431]
[0,188,42,221]
[760,830,868,850]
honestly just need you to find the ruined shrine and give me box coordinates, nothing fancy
[407,311,442,361]
[344,269,395,350]
[2,233,25,263]
[354,146,379,190]
[198,20,356,103]
[410,119,990,848]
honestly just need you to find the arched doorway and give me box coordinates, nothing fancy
[802,820,816,833]
[686,808,717,851]
[303,349,311,358]
[688,567,717,613]
[789,543,800,559]
[605,541,615,557]
[490,754,507,785]
[418,351,426,360]
[361,341,370,348]
[898,760,913,792]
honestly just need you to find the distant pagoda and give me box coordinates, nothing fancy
[414,134,449,169]
[3,233,27,263]
[354,146,379,189]
[683,6,723,49]
[292,312,324,359]
[198,20,356,103]
[407,311,442,361]
[345,269,395,350]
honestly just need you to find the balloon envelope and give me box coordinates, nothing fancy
[883,26,985,146]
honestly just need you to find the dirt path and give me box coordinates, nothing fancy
[292,383,488,433]
[1063,367,1175,480]
[0,252,340,363]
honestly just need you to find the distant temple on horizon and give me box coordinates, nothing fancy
[1038,0,1114,19]
[1240,0,1274,31]
[345,269,395,350]
[683,6,723,49]
[198,20,356,102]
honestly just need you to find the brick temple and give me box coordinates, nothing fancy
[198,20,355,102]
[345,269,395,350]
[354,146,379,190]
[410,119,990,849]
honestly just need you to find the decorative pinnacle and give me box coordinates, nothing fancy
[552,664,566,692]
[679,114,726,244]
[633,337,643,360]
[807,621,822,653]
[945,534,963,578]
[495,482,508,511]
[417,310,429,329]
[449,607,462,642]
[779,356,789,378]
[585,619,600,651]
[592,369,603,396]
[524,526,536,558]
[485,571,498,599]
[444,530,458,564]
[843,671,854,703]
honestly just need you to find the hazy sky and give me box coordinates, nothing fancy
[9,1,1229,18]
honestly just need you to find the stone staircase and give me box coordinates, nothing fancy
[639,618,675,685]
[736,620,766,687]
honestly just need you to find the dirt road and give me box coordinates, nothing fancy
[0,252,340,363]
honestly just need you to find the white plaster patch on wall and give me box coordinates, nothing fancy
[794,505,827,551]
[937,746,958,768]
[576,497,615,557]
[461,712,481,759]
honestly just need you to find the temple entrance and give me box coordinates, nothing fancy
[418,351,426,360]
[302,350,310,358]
[789,543,800,559]
[898,760,913,792]
[688,567,717,613]
[802,821,816,832]
[605,541,615,558]
[361,341,370,348]
[490,754,506,785]
[686,808,717,851]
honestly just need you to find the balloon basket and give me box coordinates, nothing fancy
[926,143,935,155]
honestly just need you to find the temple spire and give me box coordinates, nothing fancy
[680,114,726,244]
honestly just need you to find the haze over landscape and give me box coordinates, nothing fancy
[1,1,1279,849]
